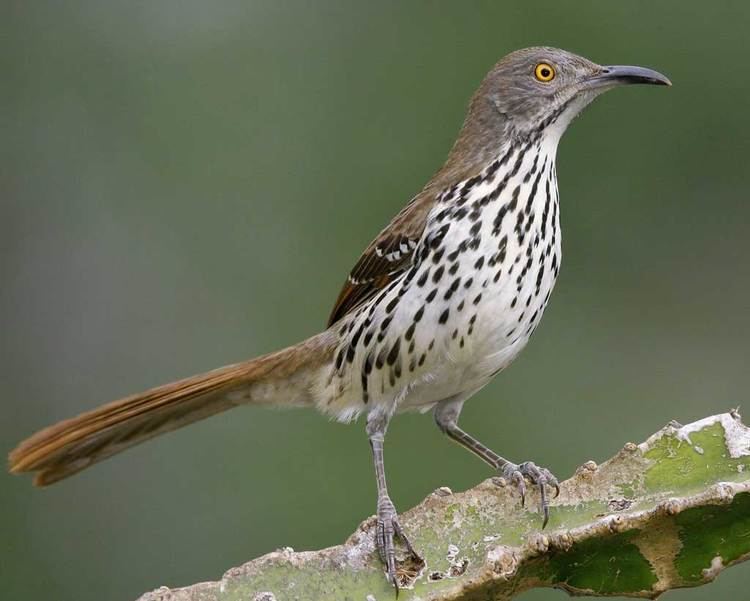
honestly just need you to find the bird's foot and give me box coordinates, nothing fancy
[376,496,423,591]
[500,461,560,528]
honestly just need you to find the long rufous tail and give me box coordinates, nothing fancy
[8,332,333,486]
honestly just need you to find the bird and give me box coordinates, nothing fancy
[8,47,670,590]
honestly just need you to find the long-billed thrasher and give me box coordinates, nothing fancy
[9,47,670,589]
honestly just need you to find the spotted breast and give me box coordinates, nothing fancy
[324,129,562,422]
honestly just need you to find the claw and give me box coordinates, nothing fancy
[508,469,527,506]
[540,481,549,528]
[375,496,422,591]
[501,461,558,528]
[393,520,419,559]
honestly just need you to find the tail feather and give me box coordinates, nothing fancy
[9,332,333,486]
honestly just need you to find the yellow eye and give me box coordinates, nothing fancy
[534,63,555,82]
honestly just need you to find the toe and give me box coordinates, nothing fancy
[375,498,421,591]
[540,468,560,498]
[539,480,549,528]
[519,461,542,480]
[504,462,560,527]
[500,464,530,506]
[382,524,397,585]
[393,519,420,560]
[376,520,387,563]
[516,473,527,506]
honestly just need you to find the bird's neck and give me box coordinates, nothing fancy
[437,103,566,197]
[443,127,562,205]
[426,128,562,256]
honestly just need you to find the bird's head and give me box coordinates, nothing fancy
[474,46,671,142]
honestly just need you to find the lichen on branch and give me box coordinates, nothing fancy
[139,412,750,601]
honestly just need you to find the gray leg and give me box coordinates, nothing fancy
[434,398,559,527]
[366,411,419,589]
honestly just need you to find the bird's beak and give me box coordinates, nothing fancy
[584,65,672,89]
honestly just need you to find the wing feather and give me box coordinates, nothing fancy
[327,194,434,325]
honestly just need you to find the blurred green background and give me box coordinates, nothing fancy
[2,2,749,600]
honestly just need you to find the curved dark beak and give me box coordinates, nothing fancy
[585,65,672,89]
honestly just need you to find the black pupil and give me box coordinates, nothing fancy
[541,68,550,78]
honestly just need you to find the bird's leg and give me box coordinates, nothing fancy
[434,398,559,527]
[366,411,420,590]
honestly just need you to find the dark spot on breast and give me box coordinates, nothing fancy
[335,349,344,371]
[386,338,401,366]
[375,346,387,369]
[485,158,502,179]
[430,224,450,248]
[463,174,482,193]
[444,277,461,300]
[498,235,508,262]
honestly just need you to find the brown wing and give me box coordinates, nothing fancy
[328,88,497,326]
[328,193,436,325]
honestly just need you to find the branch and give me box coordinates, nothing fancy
[138,412,750,600]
